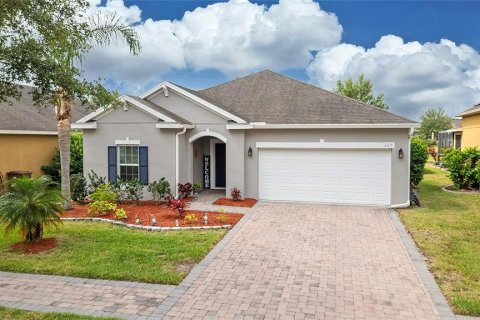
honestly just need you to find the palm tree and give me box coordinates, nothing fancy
[0,176,64,243]
[55,13,141,210]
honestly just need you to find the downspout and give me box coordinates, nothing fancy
[175,127,187,198]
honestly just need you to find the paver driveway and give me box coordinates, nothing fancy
[162,203,440,320]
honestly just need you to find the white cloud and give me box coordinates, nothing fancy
[82,1,480,119]
[83,0,342,92]
[307,35,480,119]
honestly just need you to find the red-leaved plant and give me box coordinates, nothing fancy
[177,182,193,198]
[169,198,187,218]
[231,187,242,201]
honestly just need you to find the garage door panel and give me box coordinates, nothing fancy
[259,149,391,206]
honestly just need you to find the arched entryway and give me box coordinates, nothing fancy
[188,131,227,190]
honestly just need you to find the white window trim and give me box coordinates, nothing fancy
[117,145,140,180]
[256,142,395,149]
[115,139,140,145]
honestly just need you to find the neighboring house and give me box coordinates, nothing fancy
[73,70,417,207]
[438,118,462,156]
[0,86,89,178]
[459,104,480,148]
[438,104,480,155]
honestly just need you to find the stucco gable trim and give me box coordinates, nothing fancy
[139,81,247,124]
[0,130,58,135]
[189,130,228,143]
[227,123,419,129]
[256,142,396,149]
[71,122,97,129]
[75,95,177,124]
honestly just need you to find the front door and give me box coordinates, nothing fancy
[215,143,226,188]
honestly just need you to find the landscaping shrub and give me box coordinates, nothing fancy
[87,170,106,194]
[169,198,187,218]
[114,208,127,220]
[112,178,143,204]
[230,187,242,201]
[42,133,83,183]
[89,184,117,203]
[70,173,87,203]
[0,176,64,242]
[184,213,198,224]
[216,209,228,223]
[443,147,480,190]
[410,137,429,186]
[148,178,171,203]
[88,200,117,216]
[178,182,192,198]
[192,182,202,193]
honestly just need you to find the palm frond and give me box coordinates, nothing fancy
[88,12,140,55]
[0,176,64,241]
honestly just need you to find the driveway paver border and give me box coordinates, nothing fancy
[388,210,456,320]
[147,207,255,319]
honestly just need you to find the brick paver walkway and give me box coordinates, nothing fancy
[162,203,441,320]
[0,272,174,319]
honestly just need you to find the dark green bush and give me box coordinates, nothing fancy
[443,147,480,190]
[41,132,83,182]
[410,137,429,186]
[70,173,87,203]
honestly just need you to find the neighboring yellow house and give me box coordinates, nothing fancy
[0,86,88,180]
[460,104,480,148]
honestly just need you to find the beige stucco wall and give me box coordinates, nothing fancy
[461,113,480,148]
[0,134,57,177]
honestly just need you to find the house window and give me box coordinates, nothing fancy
[119,146,139,180]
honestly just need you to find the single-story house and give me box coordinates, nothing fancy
[0,86,88,178]
[437,118,463,156]
[458,104,480,148]
[73,70,417,207]
[438,104,480,154]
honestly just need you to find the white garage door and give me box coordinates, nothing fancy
[259,149,391,206]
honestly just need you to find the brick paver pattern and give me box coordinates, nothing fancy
[163,203,440,320]
[0,272,174,319]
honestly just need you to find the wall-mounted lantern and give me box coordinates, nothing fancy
[248,147,253,157]
[398,148,404,159]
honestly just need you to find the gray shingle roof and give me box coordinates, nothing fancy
[126,96,192,124]
[0,86,91,131]
[196,70,415,124]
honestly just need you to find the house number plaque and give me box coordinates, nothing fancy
[203,156,211,189]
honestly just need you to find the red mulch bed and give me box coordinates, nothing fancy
[63,202,243,228]
[212,198,257,208]
[11,238,57,254]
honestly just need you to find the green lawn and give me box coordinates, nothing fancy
[399,163,480,316]
[0,222,226,285]
[0,307,118,320]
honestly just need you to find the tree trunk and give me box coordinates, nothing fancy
[25,224,43,243]
[55,89,73,210]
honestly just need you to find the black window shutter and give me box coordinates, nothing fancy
[139,146,148,185]
[108,146,117,183]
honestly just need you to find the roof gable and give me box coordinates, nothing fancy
[198,70,416,125]
[460,104,480,117]
[139,81,246,124]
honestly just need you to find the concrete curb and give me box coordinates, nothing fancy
[388,210,456,320]
[61,217,233,232]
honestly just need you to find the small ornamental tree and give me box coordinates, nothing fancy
[410,137,429,186]
[0,176,64,243]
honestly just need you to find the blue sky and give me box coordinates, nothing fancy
[87,0,480,119]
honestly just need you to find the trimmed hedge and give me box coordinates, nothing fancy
[410,137,429,186]
[443,147,480,190]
